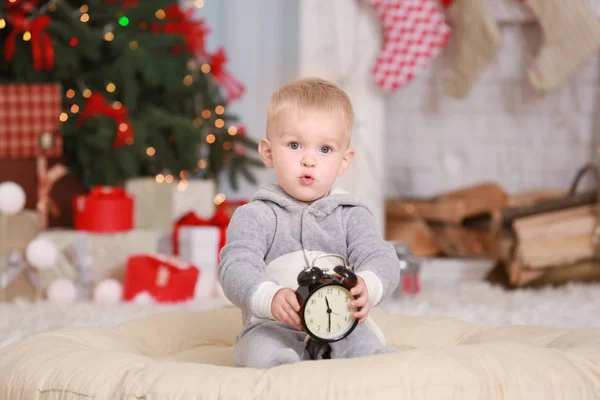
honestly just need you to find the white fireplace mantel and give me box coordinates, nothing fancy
[299,0,386,233]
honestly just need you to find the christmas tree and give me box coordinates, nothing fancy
[0,0,262,190]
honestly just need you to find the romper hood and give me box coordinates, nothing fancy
[252,183,369,218]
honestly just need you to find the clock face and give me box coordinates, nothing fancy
[303,283,357,341]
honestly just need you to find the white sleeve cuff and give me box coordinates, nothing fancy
[356,270,384,307]
[250,281,284,319]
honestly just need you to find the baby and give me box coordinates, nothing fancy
[218,77,401,368]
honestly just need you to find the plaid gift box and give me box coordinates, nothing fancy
[0,84,62,158]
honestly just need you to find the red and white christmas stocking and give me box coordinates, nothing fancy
[523,0,600,92]
[369,0,451,92]
[441,0,500,98]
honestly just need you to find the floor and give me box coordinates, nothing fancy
[2,258,600,349]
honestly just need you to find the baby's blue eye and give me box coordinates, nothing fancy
[320,146,332,154]
[289,142,299,150]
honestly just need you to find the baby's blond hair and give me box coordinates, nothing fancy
[266,77,354,142]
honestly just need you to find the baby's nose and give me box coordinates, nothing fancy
[301,156,316,167]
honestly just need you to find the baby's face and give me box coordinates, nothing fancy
[264,109,353,203]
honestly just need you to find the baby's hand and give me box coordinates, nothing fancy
[271,288,303,331]
[350,277,370,323]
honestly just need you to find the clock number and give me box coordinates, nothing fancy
[347,306,351,312]
[344,296,349,303]
[337,288,341,296]
[326,327,330,333]
[318,325,321,331]
[318,291,323,298]
[326,287,333,295]
[309,318,314,324]
[306,309,311,315]
[337,323,341,329]
[344,316,347,322]
[311,299,316,305]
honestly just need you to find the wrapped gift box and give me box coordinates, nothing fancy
[73,186,134,233]
[125,178,216,230]
[0,84,63,159]
[122,253,199,303]
[0,210,39,257]
[34,228,160,288]
[178,226,222,299]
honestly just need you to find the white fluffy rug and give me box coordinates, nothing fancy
[2,259,600,349]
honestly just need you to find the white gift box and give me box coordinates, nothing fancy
[125,178,216,230]
[173,179,216,222]
[178,226,223,299]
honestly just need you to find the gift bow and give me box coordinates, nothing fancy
[152,3,210,57]
[77,93,134,149]
[173,207,231,258]
[4,13,55,71]
[208,48,245,103]
[37,159,67,230]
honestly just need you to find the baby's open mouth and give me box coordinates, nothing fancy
[300,175,314,185]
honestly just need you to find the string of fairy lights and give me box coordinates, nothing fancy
[1,0,236,205]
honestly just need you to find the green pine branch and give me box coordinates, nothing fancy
[0,0,263,190]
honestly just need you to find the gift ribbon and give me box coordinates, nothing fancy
[208,48,245,102]
[78,93,134,149]
[4,13,55,71]
[37,158,67,230]
[0,251,41,295]
[172,206,232,259]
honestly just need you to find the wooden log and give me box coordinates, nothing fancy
[386,182,508,225]
[430,225,498,258]
[516,235,595,269]
[513,205,595,242]
[384,219,441,257]
[462,190,597,229]
[507,260,544,287]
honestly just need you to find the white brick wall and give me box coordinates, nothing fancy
[385,22,600,198]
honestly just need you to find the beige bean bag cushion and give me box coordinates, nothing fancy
[0,306,599,399]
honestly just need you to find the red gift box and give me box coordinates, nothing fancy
[73,186,134,232]
[0,84,63,159]
[172,200,247,257]
[122,254,199,303]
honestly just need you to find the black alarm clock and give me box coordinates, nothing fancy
[295,254,359,343]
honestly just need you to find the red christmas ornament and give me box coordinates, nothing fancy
[208,48,245,103]
[4,13,55,71]
[77,93,134,149]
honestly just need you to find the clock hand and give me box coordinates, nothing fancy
[325,296,330,310]
[328,310,331,332]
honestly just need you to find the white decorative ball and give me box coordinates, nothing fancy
[93,279,122,304]
[25,237,59,270]
[47,279,78,304]
[0,181,26,216]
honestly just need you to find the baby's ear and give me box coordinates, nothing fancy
[337,148,355,177]
[259,139,274,168]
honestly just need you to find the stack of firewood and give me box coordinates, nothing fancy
[385,163,600,287]
[495,189,600,287]
[385,182,509,258]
